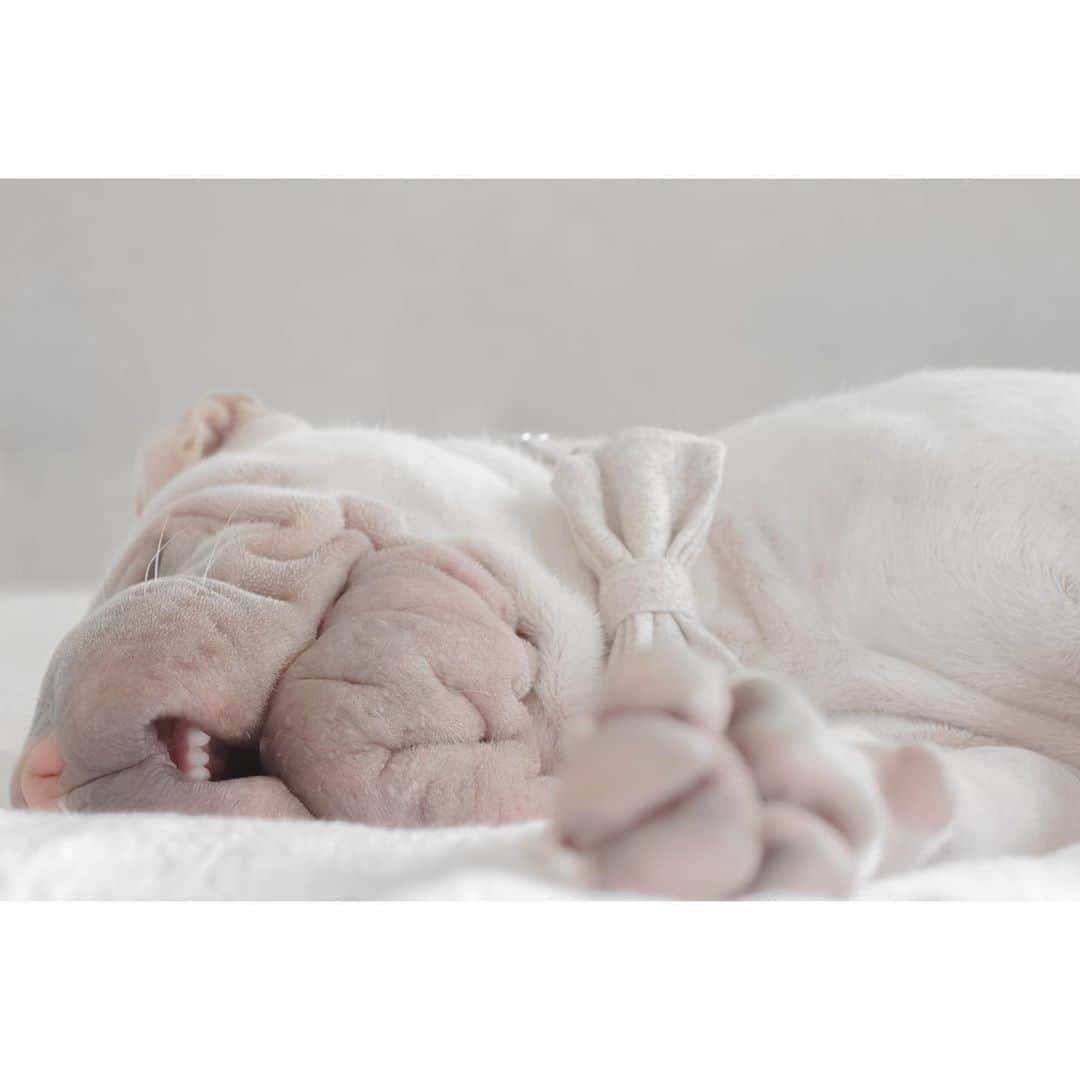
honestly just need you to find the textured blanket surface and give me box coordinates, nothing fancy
[4,589,1080,900]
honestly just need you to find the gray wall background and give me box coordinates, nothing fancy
[3,180,1080,586]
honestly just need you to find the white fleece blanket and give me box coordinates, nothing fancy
[4,590,1080,900]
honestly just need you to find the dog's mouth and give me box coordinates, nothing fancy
[154,718,262,782]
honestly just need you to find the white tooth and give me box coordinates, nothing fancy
[187,728,211,747]
[187,766,210,781]
[187,748,210,767]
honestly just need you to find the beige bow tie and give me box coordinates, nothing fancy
[552,427,741,672]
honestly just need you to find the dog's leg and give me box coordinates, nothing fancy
[917,743,1080,863]
[555,651,899,898]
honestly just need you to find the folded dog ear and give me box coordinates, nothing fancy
[134,392,265,515]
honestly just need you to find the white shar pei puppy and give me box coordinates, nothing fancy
[15,369,1080,898]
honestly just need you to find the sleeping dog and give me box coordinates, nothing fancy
[13,369,1080,898]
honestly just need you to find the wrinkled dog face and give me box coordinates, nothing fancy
[14,394,555,824]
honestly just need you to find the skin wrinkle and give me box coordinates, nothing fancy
[284,679,474,755]
[119,487,362,599]
[739,730,875,853]
[360,601,518,643]
[164,586,304,750]
[417,653,492,744]
[61,744,199,807]
[107,508,246,597]
[278,669,530,800]
[199,505,244,585]
[290,664,539,754]
[857,645,1077,752]
[325,601,523,671]
[63,754,159,801]
[703,518,772,658]
[567,763,717,851]
[315,572,359,638]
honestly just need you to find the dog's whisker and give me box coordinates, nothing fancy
[144,513,172,583]
[144,529,194,583]
[200,505,243,588]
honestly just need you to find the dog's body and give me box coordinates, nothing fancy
[15,368,1080,896]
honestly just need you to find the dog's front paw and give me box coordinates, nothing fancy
[554,650,763,898]
[554,652,893,898]
[726,675,885,896]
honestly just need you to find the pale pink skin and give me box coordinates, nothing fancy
[17,372,1080,898]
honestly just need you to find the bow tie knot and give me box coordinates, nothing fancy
[597,556,696,631]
